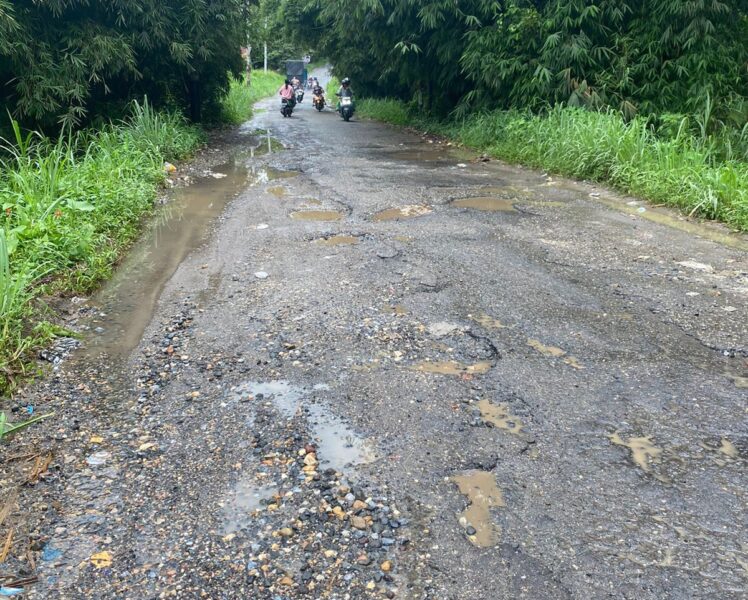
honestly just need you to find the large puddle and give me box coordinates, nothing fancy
[452,470,505,548]
[236,381,375,472]
[84,162,249,356]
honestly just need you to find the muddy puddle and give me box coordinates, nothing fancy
[477,399,523,434]
[222,480,278,534]
[452,197,516,212]
[372,205,432,222]
[470,314,505,329]
[267,186,286,197]
[527,338,584,369]
[236,381,375,472]
[291,210,343,222]
[452,470,505,547]
[84,163,248,356]
[411,360,492,376]
[251,167,300,185]
[316,235,359,246]
[609,432,663,472]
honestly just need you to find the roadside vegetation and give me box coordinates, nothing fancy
[221,71,285,124]
[285,0,748,230]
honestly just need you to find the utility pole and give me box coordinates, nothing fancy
[263,18,268,73]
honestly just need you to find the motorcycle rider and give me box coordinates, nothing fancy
[279,79,296,110]
[312,81,325,109]
[291,75,301,89]
[336,77,353,99]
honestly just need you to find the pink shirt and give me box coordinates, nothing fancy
[279,85,294,100]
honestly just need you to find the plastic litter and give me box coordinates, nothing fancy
[0,588,24,597]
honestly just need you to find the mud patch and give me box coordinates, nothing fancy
[470,314,505,329]
[452,197,516,212]
[527,338,584,369]
[477,400,523,434]
[452,470,505,548]
[609,432,663,472]
[290,210,343,222]
[372,205,432,222]
[411,360,492,376]
[316,235,359,246]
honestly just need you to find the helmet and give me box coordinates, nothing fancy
[284,79,290,85]
[342,77,350,85]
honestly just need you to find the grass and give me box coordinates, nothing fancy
[221,71,285,124]
[357,99,748,231]
[0,100,203,391]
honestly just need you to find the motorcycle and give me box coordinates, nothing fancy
[281,97,294,117]
[295,87,304,104]
[338,95,355,121]
[313,93,325,112]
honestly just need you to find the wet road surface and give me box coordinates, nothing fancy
[9,72,748,599]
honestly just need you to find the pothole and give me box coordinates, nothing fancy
[222,480,278,534]
[316,235,359,246]
[410,360,492,376]
[290,210,343,222]
[608,432,663,472]
[477,399,523,434]
[451,197,516,212]
[267,186,286,197]
[452,470,505,547]
[372,205,432,222]
[527,338,584,369]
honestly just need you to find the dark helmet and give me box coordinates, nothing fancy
[342,77,350,85]
[285,79,290,85]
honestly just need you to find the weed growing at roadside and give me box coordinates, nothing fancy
[0,100,202,391]
[221,72,285,124]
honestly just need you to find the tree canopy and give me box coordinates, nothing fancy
[284,0,748,120]
[0,0,249,129]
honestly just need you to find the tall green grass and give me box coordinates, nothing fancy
[221,71,285,124]
[0,100,202,390]
[358,100,748,231]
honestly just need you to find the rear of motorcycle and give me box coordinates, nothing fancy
[339,96,354,121]
[281,98,293,117]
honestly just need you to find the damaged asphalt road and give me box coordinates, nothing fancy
[2,75,747,599]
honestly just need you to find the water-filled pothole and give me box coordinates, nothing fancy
[372,205,432,222]
[222,480,278,534]
[316,235,359,246]
[410,360,492,376]
[477,399,523,434]
[291,210,343,222]
[609,432,663,472]
[452,470,505,548]
[452,197,516,212]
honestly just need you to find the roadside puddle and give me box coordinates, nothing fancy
[317,235,359,246]
[411,360,492,376]
[470,314,505,329]
[477,399,522,434]
[237,381,374,472]
[290,210,343,222]
[452,470,505,547]
[373,205,432,222]
[84,163,248,357]
[452,197,516,212]
[527,338,584,369]
[222,480,278,534]
[609,432,663,472]
[726,374,748,388]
